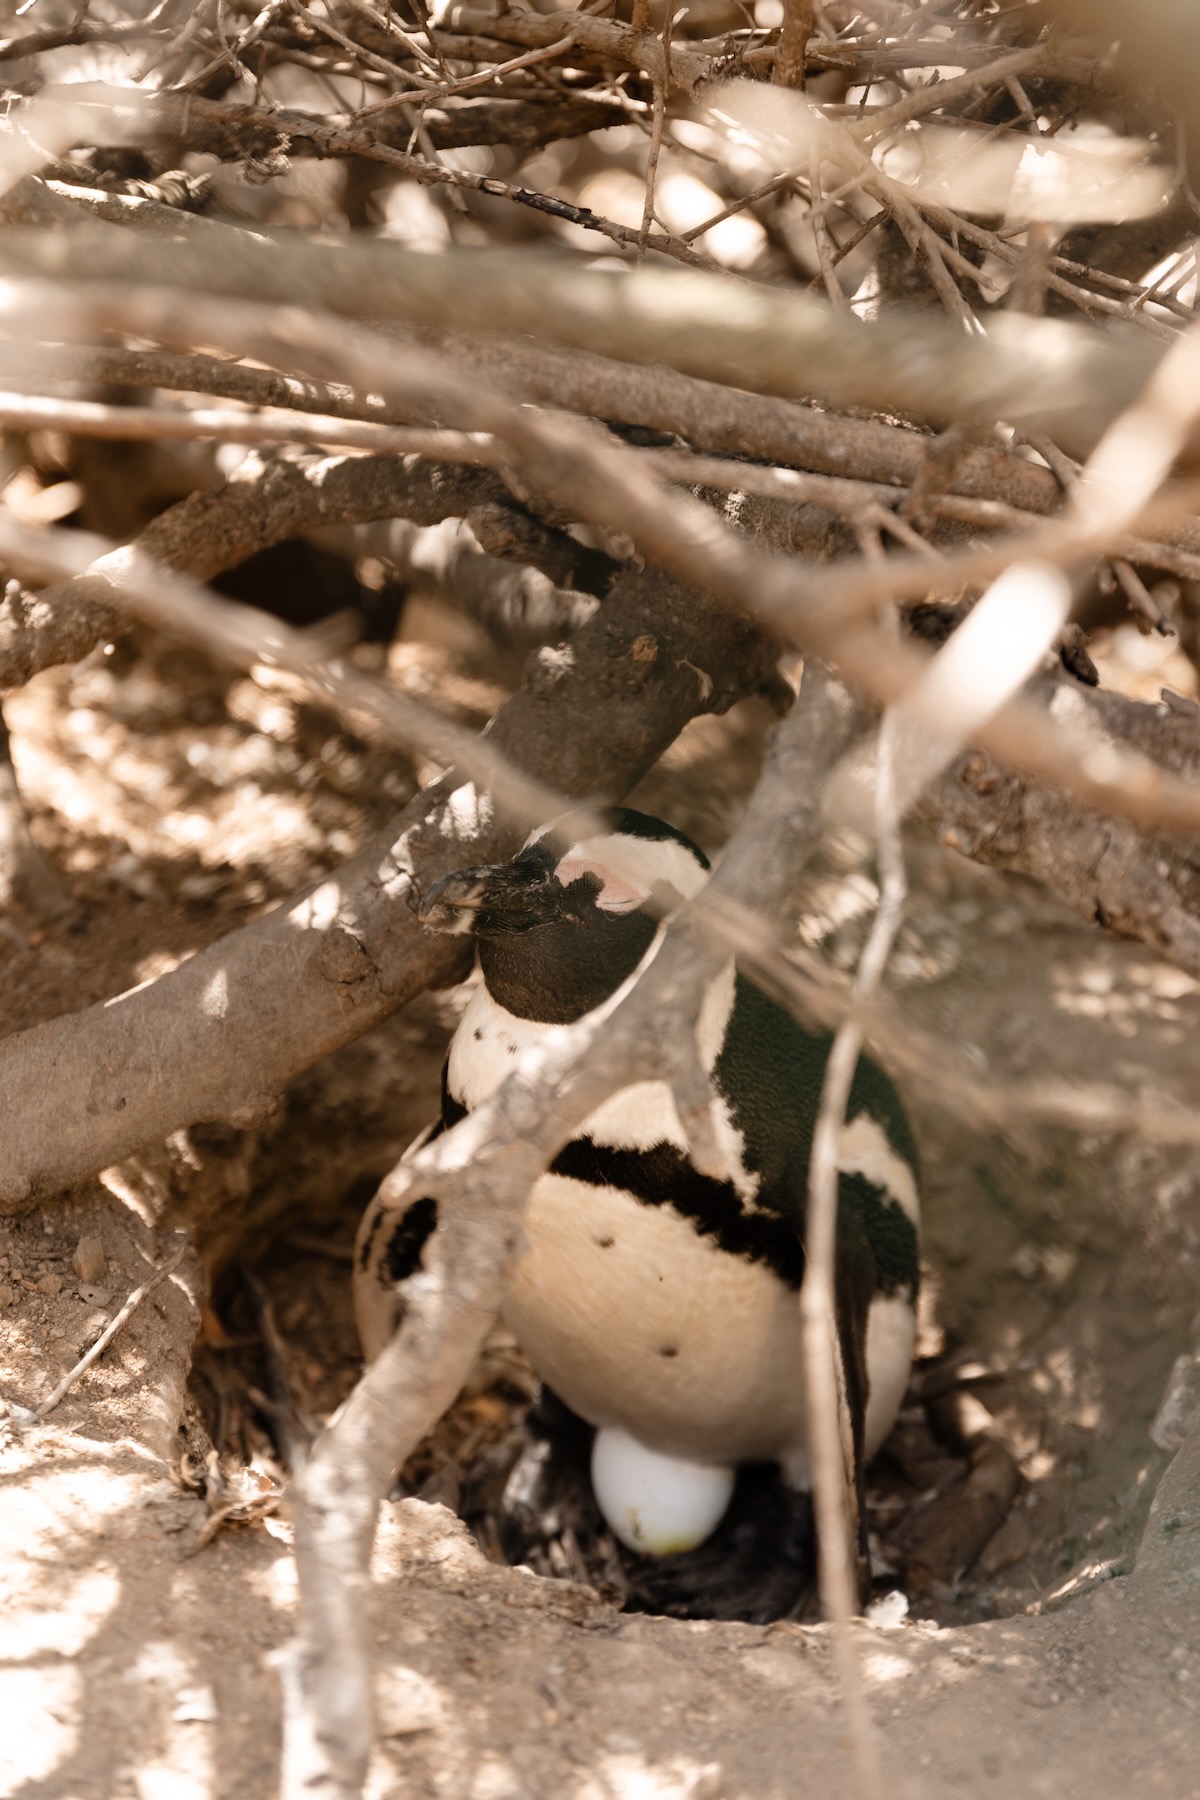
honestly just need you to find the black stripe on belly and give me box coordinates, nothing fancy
[439,1068,914,1297]
[549,1137,806,1289]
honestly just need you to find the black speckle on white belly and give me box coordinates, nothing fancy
[504,1174,916,1477]
[504,1173,809,1467]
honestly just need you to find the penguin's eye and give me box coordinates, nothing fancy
[555,855,646,914]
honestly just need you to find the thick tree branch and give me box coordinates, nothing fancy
[0,569,776,1208]
[0,449,583,692]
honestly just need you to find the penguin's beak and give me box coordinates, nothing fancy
[418,861,565,936]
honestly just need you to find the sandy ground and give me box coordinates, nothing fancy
[3,618,1200,1798]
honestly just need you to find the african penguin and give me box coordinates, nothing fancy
[354,808,920,1616]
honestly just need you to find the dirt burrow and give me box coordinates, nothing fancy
[4,859,1200,1799]
[4,628,1200,1796]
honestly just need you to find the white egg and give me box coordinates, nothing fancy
[591,1426,736,1555]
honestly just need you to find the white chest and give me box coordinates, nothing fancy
[504,1175,913,1477]
[504,1170,807,1466]
[451,977,916,1481]
[448,971,755,1185]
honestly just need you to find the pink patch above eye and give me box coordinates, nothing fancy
[556,856,645,913]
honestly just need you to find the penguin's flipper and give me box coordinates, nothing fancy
[353,1074,464,1359]
[353,1180,440,1360]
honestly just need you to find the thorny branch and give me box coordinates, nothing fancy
[802,714,904,1800]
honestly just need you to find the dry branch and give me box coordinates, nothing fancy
[8,310,1200,577]
[0,15,161,62]
[0,332,1100,521]
[0,226,1172,456]
[9,274,1200,855]
[106,86,629,159]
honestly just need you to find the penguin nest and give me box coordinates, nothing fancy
[191,821,1200,1630]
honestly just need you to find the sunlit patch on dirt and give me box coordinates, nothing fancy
[0,1666,81,1787]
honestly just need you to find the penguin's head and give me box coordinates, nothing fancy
[419,808,710,1023]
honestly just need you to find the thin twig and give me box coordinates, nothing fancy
[809,148,849,309]
[638,32,669,266]
[0,389,498,458]
[10,1241,189,1422]
[352,33,575,114]
[1111,556,1176,636]
[801,716,904,1800]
